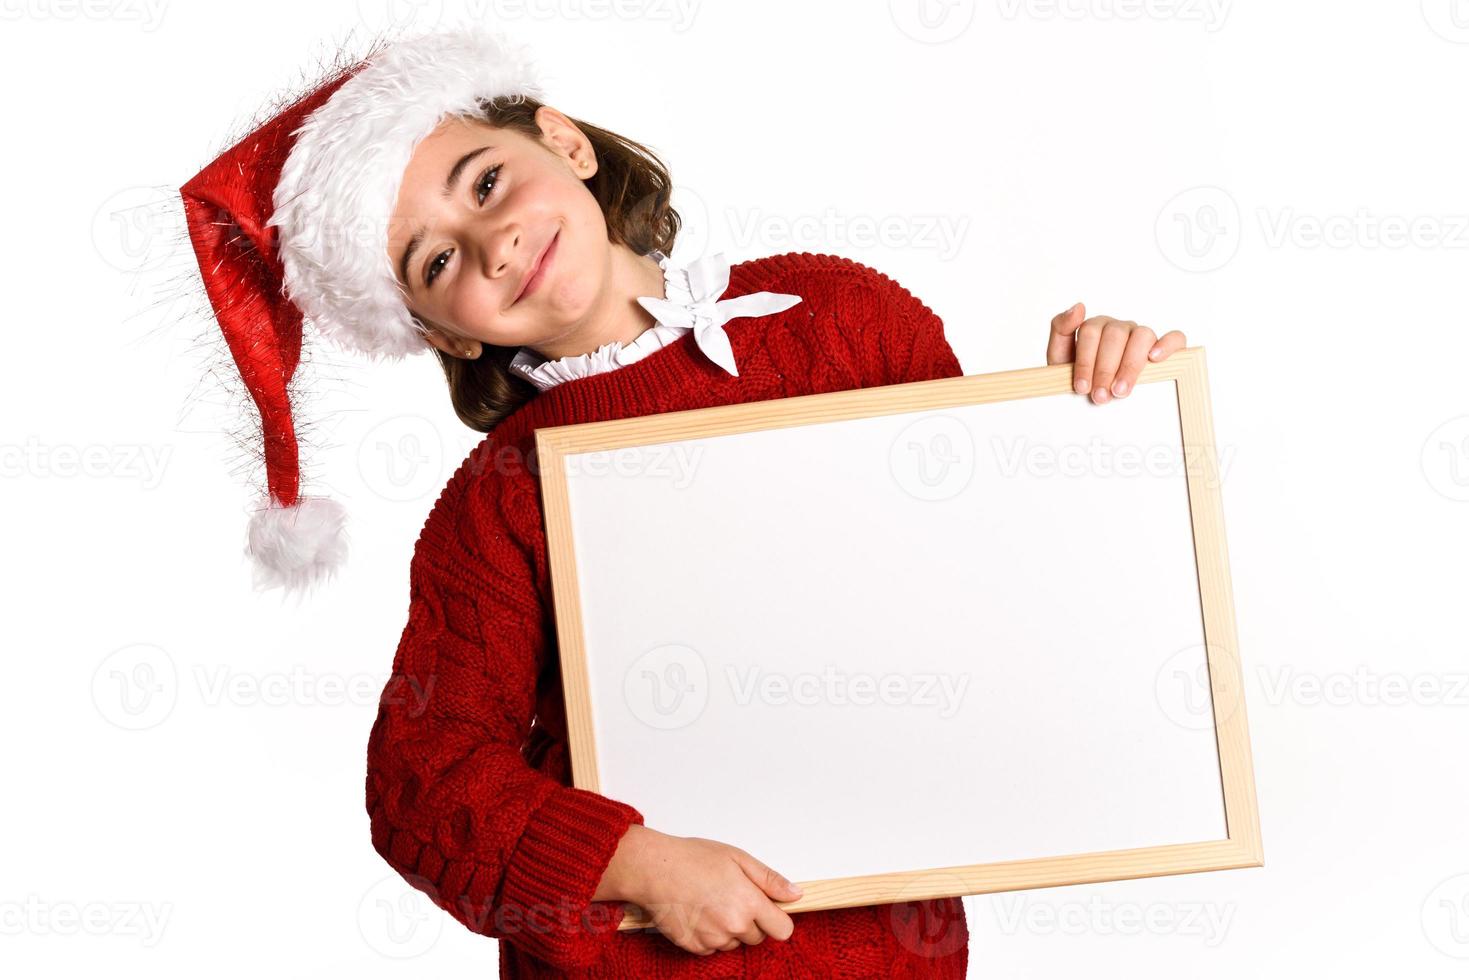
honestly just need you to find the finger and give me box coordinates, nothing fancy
[1111,325,1156,398]
[733,922,767,946]
[716,937,741,952]
[1046,302,1085,365]
[732,850,803,902]
[1072,315,1105,395]
[755,902,796,942]
[1090,320,1131,404]
[1149,329,1187,361]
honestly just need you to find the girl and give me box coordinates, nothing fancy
[179,24,1185,979]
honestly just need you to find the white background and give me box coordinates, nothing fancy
[3,1,1467,976]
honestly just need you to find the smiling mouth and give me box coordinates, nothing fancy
[513,230,559,306]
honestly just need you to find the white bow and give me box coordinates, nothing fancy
[636,248,803,377]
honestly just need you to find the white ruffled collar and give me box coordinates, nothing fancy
[508,242,802,391]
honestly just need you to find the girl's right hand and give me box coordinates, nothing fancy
[607,825,803,956]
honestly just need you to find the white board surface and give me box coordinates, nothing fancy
[562,380,1226,883]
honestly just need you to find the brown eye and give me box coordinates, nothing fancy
[425,249,452,287]
[475,164,502,205]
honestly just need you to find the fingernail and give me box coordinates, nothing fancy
[1075,378,1090,394]
[1149,346,1161,360]
[1094,387,1110,403]
[1114,379,1129,397]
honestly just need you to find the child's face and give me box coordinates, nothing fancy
[387,108,609,354]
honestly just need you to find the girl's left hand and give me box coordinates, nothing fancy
[1046,302,1187,404]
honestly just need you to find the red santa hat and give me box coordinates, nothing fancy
[177,25,546,594]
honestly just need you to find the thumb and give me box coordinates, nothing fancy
[1047,301,1086,365]
[733,850,804,901]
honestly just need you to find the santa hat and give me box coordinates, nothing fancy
[177,25,546,594]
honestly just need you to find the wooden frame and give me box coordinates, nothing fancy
[535,346,1261,929]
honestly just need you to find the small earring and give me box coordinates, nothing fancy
[462,346,474,357]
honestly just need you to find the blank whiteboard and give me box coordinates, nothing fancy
[535,347,1261,928]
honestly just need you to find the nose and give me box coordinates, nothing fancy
[477,223,523,286]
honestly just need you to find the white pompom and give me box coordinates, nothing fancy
[245,495,349,595]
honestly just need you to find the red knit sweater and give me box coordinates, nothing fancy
[365,251,971,979]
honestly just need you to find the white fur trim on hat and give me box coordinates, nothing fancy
[267,26,546,360]
[246,495,350,594]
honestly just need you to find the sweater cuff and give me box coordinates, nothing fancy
[497,784,645,968]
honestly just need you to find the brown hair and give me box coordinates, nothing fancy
[421,94,681,433]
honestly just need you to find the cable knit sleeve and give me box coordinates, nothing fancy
[365,472,644,971]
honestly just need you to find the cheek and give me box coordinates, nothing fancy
[444,278,505,335]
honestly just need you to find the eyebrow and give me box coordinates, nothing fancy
[397,145,494,290]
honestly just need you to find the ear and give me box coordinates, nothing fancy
[417,321,467,359]
[534,104,596,177]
